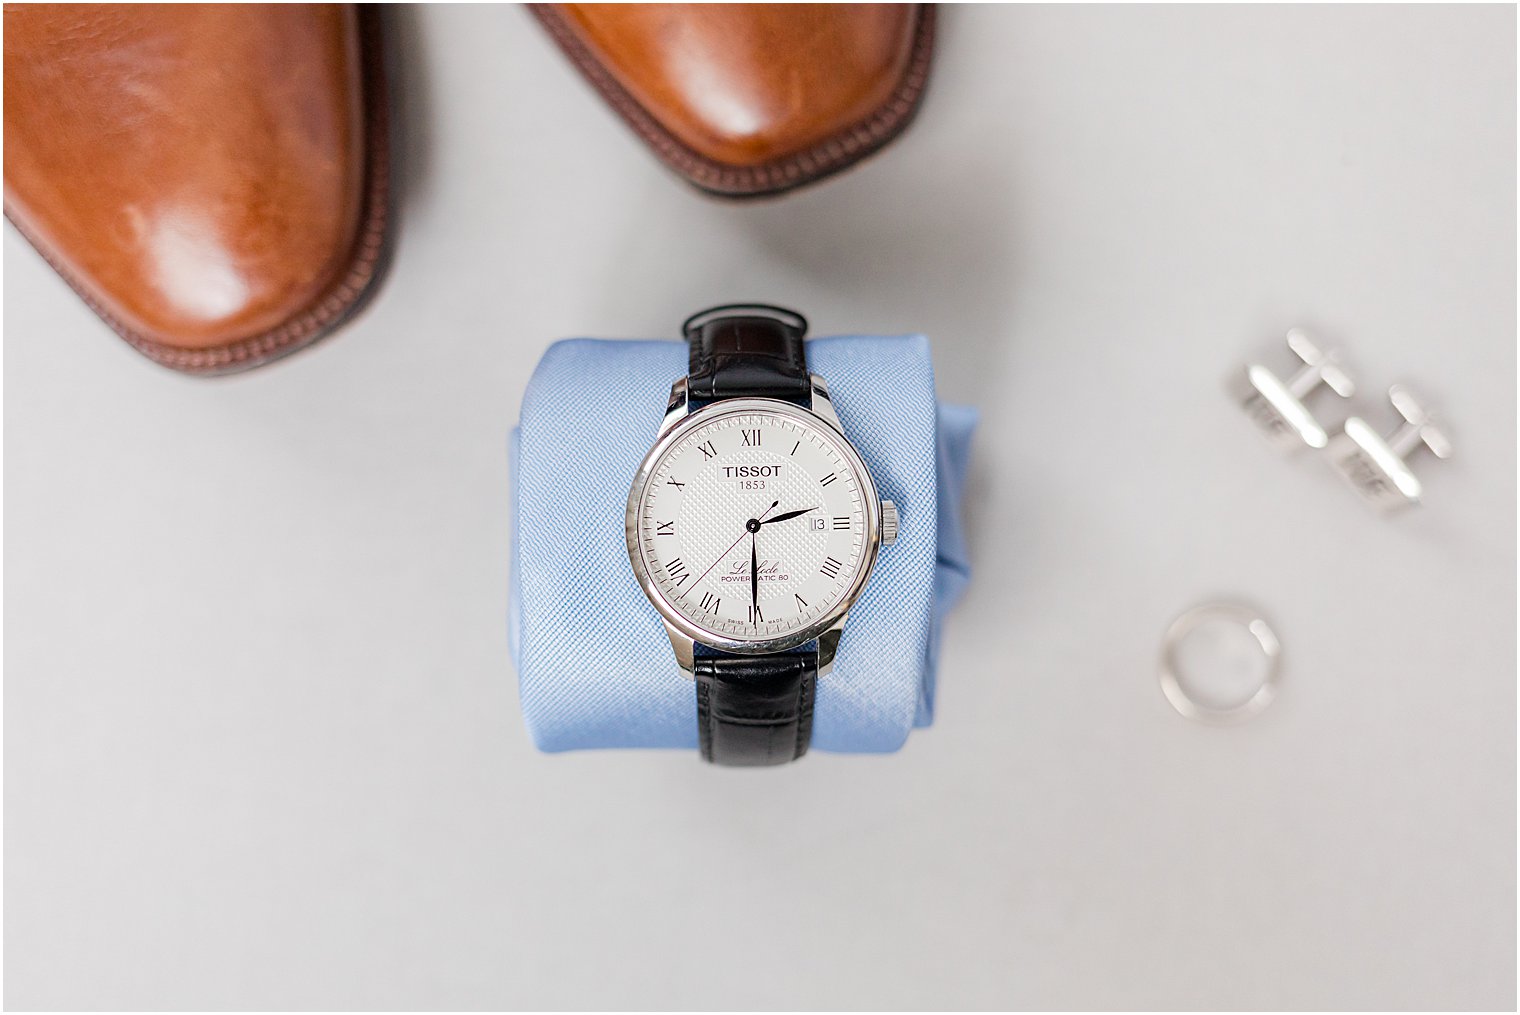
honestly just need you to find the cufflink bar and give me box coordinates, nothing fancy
[1327,385,1450,511]
[1240,328,1355,449]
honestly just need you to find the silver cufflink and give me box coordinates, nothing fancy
[1327,384,1451,511]
[1240,328,1355,449]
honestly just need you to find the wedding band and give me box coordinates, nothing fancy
[1159,603,1281,725]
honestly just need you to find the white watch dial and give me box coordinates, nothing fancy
[633,404,873,645]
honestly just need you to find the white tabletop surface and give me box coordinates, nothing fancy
[5,5,1514,1010]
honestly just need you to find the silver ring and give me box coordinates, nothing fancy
[1159,603,1281,725]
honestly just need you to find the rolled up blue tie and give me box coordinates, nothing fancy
[510,333,975,755]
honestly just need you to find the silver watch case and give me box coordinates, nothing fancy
[625,374,888,680]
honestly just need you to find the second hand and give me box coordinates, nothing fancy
[680,499,778,597]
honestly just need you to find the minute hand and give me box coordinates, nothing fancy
[760,507,817,526]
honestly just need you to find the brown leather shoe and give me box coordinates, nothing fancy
[3,4,392,375]
[530,3,934,198]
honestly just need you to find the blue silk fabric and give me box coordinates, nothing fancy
[510,335,975,754]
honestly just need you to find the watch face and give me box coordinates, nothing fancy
[628,399,879,650]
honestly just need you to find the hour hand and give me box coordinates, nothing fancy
[760,506,817,526]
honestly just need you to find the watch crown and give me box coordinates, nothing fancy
[881,500,899,547]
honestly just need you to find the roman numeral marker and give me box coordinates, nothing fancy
[820,473,837,486]
[832,516,850,530]
[656,521,674,536]
[666,478,685,491]
[741,429,761,447]
[794,593,808,610]
[748,604,764,624]
[665,558,690,586]
[700,592,720,614]
[820,556,843,579]
[698,441,717,460]
[790,441,800,456]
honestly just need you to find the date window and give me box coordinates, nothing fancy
[809,517,826,531]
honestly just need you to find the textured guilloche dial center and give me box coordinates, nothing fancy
[638,409,868,643]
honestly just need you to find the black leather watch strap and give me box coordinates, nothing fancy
[694,649,817,766]
[682,303,811,406]
[682,304,817,766]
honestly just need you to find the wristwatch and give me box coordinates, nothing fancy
[625,304,898,766]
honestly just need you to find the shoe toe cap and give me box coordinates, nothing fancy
[562,3,922,167]
[4,3,377,362]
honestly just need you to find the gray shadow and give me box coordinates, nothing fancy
[731,157,1017,414]
[383,4,436,217]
